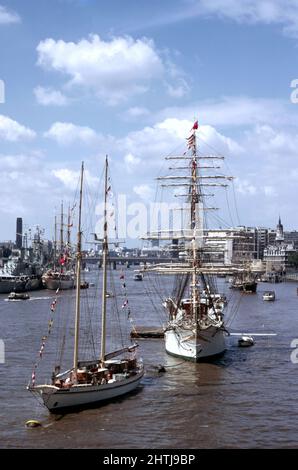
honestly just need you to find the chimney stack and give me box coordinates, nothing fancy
[16,217,23,249]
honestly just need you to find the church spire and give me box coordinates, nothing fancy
[276,215,284,242]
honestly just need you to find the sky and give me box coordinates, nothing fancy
[0,0,298,244]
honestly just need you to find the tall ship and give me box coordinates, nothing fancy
[141,121,244,361]
[28,160,144,413]
[42,203,75,290]
[230,272,258,293]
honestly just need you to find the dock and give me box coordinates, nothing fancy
[131,326,164,338]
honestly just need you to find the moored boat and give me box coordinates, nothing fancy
[42,270,74,290]
[28,159,144,413]
[231,274,257,293]
[262,290,275,301]
[238,335,254,347]
[140,120,246,362]
[8,291,30,301]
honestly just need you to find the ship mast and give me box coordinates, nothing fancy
[100,155,109,363]
[54,214,57,268]
[190,130,199,322]
[60,201,64,255]
[73,162,84,378]
[67,205,71,253]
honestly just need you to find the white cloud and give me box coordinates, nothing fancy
[0,153,50,217]
[52,168,99,190]
[0,153,99,237]
[157,118,243,154]
[133,184,154,200]
[263,185,277,197]
[0,5,20,24]
[158,96,294,129]
[124,153,141,173]
[44,121,100,145]
[0,115,36,141]
[36,34,164,105]
[166,79,190,98]
[34,86,69,106]
[235,179,257,195]
[194,0,298,37]
[150,0,298,39]
[125,107,150,119]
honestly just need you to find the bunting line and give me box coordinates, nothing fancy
[30,289,60,387]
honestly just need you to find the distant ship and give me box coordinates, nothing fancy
[42,203,75,291]
[230,273,257,293]
[42,269,74,290]
[0,248,42,294]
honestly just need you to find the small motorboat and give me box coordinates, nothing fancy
[238,335,254,347]
[106,292,114,298]
[133,273,143,281]
[262,291,275,301]
[80,281,89,289]
[8,292,30,301]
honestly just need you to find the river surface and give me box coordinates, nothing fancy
[0,269,297,449]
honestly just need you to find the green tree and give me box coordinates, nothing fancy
[288,252,298,268]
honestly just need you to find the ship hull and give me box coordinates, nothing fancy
[0,276,42,294]
[25,277,42,291]
[165,326,226,362]
[42,277,74,290]
[34,370,144,413]
[231,282,257,293]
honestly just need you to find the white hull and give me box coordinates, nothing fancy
[42,277,74,290]
[165,325,226,361]
[34,370,144,413]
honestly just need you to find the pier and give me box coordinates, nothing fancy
[131,326,164,338]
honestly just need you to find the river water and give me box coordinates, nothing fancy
[0,269,297,449]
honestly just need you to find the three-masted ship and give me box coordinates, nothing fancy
[28,159,144,413]
[142,121,243,361]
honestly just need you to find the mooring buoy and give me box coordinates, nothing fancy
[25,419,42,428]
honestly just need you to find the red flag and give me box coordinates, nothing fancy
[192,120,198,130]
[59,254,68,265]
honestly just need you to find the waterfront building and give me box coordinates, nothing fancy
[263,217,296,270]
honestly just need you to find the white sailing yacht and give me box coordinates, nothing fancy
[142,122,242,361]
[28,159,144,413]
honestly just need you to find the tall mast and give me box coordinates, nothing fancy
[67,205,71,253]
[100,155,108,363]
[60,201,64,255]
[54,214,57,267]
[73,162,84,376]
[190,130,198,322]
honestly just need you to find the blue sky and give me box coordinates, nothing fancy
[0,0,298,243]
